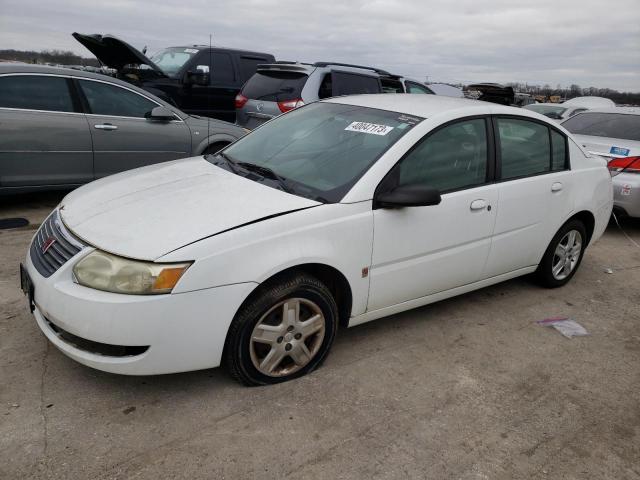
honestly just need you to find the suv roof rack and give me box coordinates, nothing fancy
[312,62,391,76]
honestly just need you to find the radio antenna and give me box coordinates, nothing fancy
[207,33,212,152]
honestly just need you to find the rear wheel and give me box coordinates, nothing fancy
[536,220,587,288]
[224,273,338,386]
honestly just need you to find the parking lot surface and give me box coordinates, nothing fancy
[1,191,639,480]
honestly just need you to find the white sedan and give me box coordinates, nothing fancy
[21,95,613,385]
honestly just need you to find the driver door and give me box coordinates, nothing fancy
[367,117,499,311]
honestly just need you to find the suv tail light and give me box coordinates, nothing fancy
[235,94,248,109]
[277,98,304,113]
[608,156,640,174]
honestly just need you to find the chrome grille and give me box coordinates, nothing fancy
[30,210,85,278]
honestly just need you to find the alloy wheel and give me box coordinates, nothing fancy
[249,298,326,377]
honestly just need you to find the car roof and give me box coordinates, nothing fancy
[323,93,525,118]
[1,63,130,85]
[572,107,639,115]
[256,62,392,77]
[169,46,274,57]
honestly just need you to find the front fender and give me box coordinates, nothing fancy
[193,133,240,155]
[160,202,374,317]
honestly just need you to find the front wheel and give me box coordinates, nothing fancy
[224,273,338,386]
[536,220,587,288]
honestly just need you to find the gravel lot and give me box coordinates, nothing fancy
[1,191,639,480]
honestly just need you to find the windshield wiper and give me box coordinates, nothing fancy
[212,151,240,174]
[236,162,295,194]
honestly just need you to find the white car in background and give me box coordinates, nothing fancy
[525,97,616,122]
[562,107,640,218]
[21,95,612,385]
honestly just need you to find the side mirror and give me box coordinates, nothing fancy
[374,184,441,209]
[146,106,176,122]
[186,65,209,86]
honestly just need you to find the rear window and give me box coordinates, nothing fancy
[562,112,640,141]
[241,71,308,102]
[524,105,567,117]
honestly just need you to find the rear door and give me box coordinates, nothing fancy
[76,78,190,179]
[483,116,573,278]
[0,73,93,188]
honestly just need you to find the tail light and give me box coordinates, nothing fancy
[277,98,304,113]
[608,156,640,174]
[235,94,248,109]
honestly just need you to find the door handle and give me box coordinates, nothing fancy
[94,123,118,131]
[470,199,487,211]
[551,182,563,192]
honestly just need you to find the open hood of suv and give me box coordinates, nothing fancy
[72,32,167,76]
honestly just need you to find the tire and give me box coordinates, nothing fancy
[535,219,587,288]
[224,273,338,386]
[203,142,229,155]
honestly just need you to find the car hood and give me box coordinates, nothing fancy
[59,157,320,260]
[72,32,167,76]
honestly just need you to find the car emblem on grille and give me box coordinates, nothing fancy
[42,237,57,254]
[256,103,264,112]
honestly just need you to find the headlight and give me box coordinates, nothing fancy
[73,250,191,295]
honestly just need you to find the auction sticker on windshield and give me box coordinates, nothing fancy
[345,122,394,136]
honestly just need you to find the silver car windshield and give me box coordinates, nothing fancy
[150,48,198,76]
[212,102,423,202]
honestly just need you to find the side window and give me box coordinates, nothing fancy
[397,118,488,192]
[551,130,567,171]
[318,74,332,99]
[238,56,269,83]
[497,118,550,179]
[210,53,235,84]
[406,82,434,94]
[79,80,156,118]
[331,72,381,96]
[0,75,74,112]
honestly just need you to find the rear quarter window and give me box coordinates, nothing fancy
[241,71,308,102]
[562,113,640,141]
[331,72,381,96]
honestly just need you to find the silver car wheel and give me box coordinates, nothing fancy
[250,298,326,377]
[551,229,583,281]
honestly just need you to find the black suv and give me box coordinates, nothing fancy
[73,33,275,122]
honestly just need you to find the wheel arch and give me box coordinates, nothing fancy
[194,134,237,155]
[570,210,596,246]
[240,263,353,329]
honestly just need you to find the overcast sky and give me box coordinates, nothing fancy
[1,0,638,91]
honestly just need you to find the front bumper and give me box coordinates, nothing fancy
[24,251,256,375]
[612,172,640,218]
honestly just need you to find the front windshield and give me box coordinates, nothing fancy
[524,104,567,118]
[150,47,199,76]
[210,102,423,202]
